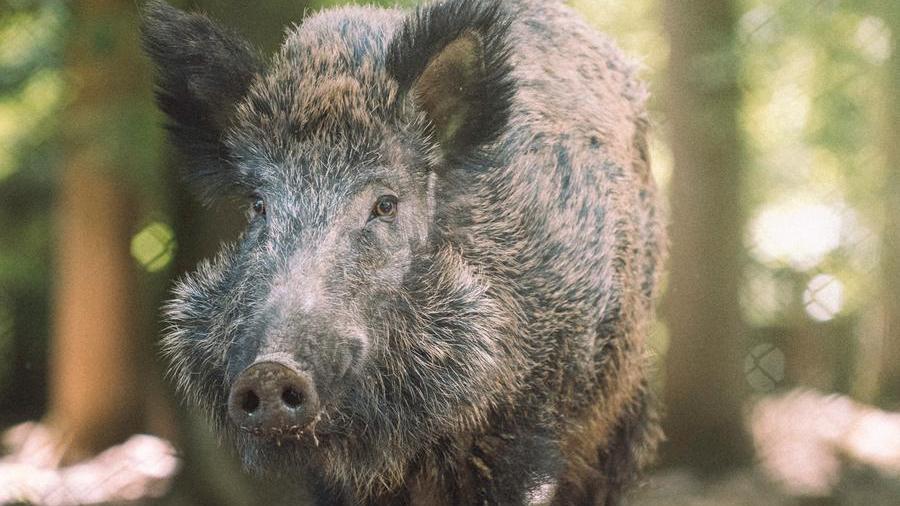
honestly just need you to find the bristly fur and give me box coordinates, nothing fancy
[144,0,667,504]
[386,0,516,154]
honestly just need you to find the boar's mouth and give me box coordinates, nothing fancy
[236,412,325,447]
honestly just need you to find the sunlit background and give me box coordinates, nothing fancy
[1,0,898,504]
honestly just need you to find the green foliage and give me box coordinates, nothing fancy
[0,0,66,420]
[737,0,891,395]
[0,1,65,90]
[0,2,66,284]
[569,0,892,398]
[0,1,66,182]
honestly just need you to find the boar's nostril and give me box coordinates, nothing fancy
[227,361,319,436]
[281,387,303,409]
[240,389,260,414]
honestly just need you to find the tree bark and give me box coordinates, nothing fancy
[661,0,752,471]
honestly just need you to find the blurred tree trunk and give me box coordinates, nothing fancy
[877,0,900,407]
[49,170,142,461]
[47,0,149,462]
[661,0,751,471]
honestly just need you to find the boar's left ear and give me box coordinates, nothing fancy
[387,0,515,157]
[141,0,261,201]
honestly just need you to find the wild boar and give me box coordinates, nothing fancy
[143,0,666,503]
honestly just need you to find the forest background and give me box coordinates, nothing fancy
[1,0,898,504]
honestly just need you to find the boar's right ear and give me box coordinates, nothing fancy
[141,0,261,201]
[387,0,515,159]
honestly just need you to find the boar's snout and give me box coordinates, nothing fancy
[227,361,320,437]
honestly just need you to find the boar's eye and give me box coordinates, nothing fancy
[370,195,398,223]
[252,197,266,216]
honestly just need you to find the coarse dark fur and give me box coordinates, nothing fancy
[142,0,666,504]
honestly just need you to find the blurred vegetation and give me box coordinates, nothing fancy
[0,0,66,428]
[580,0,897,398]
[0,0,897,502]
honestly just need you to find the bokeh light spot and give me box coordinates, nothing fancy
[742,267,792,326]
[749,201,843,270]
[745,343,785,393]
[130,222,176,273]
[854,16,891,64]
[802,274,844,322]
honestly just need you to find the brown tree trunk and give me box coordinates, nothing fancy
[47,0,147,462]
[661,0,751,471]
[877,0,900,407]
[49,168,142,461]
